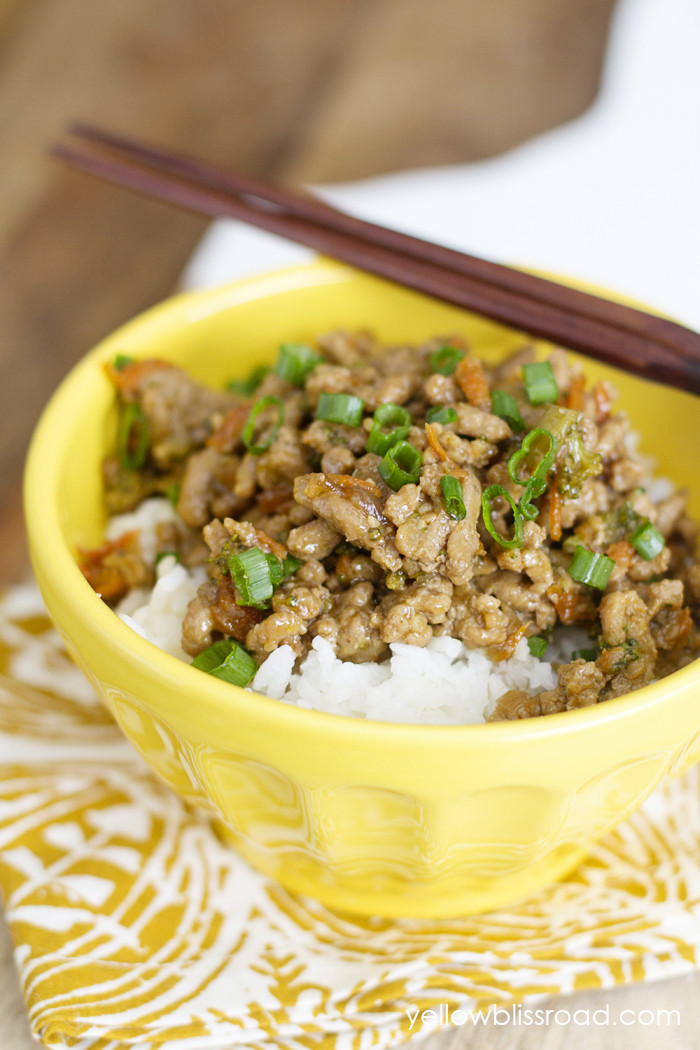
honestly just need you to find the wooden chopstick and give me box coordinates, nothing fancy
[52,126,700,396]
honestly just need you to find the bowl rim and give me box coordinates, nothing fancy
[24,259,700,747]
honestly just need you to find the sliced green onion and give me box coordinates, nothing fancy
[572,646,598,662]
[378,441,423,490]
[440,474,466,520]
[282,553,303,578]
[117,403,150,471]
[275,343,323,385]
[528,636,548,658]
[629,520,665,560]
[567,545,615,590]
[429,344,465,375]
[191,639,257,687]
[491,389,525,432]
[425,405,458,425]
[508,428,558,486]
[112,353,135,372]
[166,482,181,508]
[481,484,524,550]
[242,395,284,454]
[155,549,180,567]
[316,392,365,427]
[227,364,269,397]
[522,361,559,405]
[519,475,548,521]
[366,403,412,454]
[229,547,278,608]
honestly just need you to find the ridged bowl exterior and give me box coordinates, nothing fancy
[25,262,700,917]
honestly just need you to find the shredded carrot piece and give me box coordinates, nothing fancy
[455,357,492,411]
[424,423,470,478]
[565,373,586,412]
[207,403,252,452]
[606,538,634,571]
[490,622,529,662]
[549,478,563,542]
[252,528,287,561]
[546,583,596,625]
[425,422,449,461]
[326,473,383,498]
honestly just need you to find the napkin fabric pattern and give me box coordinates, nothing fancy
[1,583,700,1050]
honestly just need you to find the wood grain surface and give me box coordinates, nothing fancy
[6,2,699,1048]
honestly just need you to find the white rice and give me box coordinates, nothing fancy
[110,499,567,724]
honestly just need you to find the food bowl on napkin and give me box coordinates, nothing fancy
[24,260,700,918]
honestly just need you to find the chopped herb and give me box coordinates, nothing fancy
[522,361,559,404]
[229,547,280,608]
[275,343,323,385]
[491,389,525,431]
[117,403,150,471]
[191,639,257,687]
[528,636,548,658]
[440,474,466,520]
[366,403,411,455]
[481,484,524,550]
[629,520,665,560]
[316,392,365,427]
[567,545,615,590]
[425,405,458,425]
[227,364,269,397]
[378,441,423,490]
[112,354,135,372]
[429,345,465,375]
[242,395,284,454]
[572,646,598,662]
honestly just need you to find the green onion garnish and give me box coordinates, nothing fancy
[275,343,323,386]
[112,353,135,372]
[242,395,284,454]
[227,364,269,397]
[481,484,524,550]
[629,520,665,560]
[572,646,598,662]
[567,545,615,590]
[429,345,465,375]
[508,427,558,486]
[166,483,181,508]
[491,389,525,432]
[378,441,423,490]
[528,636,548,658]
[366,403,412,455]
[440,475,466,520]
[155,550,180,567]
[519,475,547,521]
[522,361,559,405]
[425,405,458,425]
[316,392,365,427]
[117,403,150,471]
[191,639,257,687]
[282,553,303,578]
[229,547,280,608]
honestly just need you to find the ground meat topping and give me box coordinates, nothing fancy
[88,330,699,719]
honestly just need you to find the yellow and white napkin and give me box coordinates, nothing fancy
[1,582,700,1050]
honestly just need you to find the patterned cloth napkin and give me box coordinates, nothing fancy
[1,582,700,1050]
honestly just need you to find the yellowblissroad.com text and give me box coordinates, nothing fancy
[405,1003,681,1030]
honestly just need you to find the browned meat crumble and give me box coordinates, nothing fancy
[82,333,700,719]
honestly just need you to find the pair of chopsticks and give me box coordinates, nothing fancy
[53,123,700,396]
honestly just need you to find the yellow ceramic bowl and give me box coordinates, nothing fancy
[24,260,700,918]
